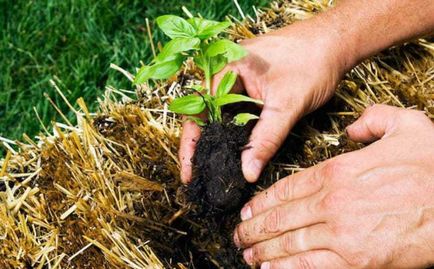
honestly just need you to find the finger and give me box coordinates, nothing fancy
[179,120,201,184]
[240,165,324,221]
[210,65,244,95]
[346,104,400,143]
[243,224,332,265]
[234,195,322,248]
[242,99,302,182]
[260,250,347,269]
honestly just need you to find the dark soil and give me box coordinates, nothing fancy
[179,114,255,268]
[188,120,253,215]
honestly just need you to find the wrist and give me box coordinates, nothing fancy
[283,10,361,76]
[275,17,355,76]
[316,8,362,72]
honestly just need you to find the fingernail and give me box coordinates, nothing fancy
[233,230,241,248]
[243,248,253,265]
[244,158,263,182]
[241,205,252,221]
[261,262,270,269]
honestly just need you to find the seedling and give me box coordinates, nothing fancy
[134,15,262,125]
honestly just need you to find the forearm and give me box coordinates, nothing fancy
[325,0,434,69]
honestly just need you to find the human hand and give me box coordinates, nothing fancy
[234,105,434,268]
[179,18,351,183]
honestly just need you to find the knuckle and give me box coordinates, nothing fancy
[308,169,325,190]
[326,225,374,267]
[256,133,282,157]
[296,255,316,269]
[318,190,346,213]
[363,104,384,119]
[274,178,294,202]
[327,221,343,237]
[376,106,431,130]
[264,208,282,234]
[321,158,347,181]
[346,253,371,267]
[363,104,387,123]
[363,111,378,128]
[280,232,295,254]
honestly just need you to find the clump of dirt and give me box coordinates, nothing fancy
[179,114,255,268]
[187,119,253,215]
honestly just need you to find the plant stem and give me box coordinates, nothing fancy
[197,46,222,123]
[205,70,211,93]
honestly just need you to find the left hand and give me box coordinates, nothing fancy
[234,105,434,269]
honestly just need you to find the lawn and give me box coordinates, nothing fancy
[0,0,268,150]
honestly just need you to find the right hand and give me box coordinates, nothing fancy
[179,17,353,184]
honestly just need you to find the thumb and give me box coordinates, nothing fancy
[242,100,301,183]
[346,104,400,143]
[179,120,201,184]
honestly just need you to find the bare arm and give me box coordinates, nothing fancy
[328,0,434,69]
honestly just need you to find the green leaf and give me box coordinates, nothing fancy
[194,54,208,71]
[194,54,227,79]
[156,15,196,39]
[149,54,184,79]
[188,18,231,39]
[134,65,153,85]
[156,37,200,62]
[200,21,231,39]
[202,94,221,122]
[134,54,185,84]
[169,95,206,115]
[215,94,264,107]
[188,17,215,32]
[154,53,180,65]
[187,116,206,126]
[216,71,237,98]
[233,113,259,126]
[205,40,228,57]
[206,39,248,63]
[209,54,227,75]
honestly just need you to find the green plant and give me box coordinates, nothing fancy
[134,14,262,125]
[171,71,262,125]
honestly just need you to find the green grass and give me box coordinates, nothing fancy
[0,0,268,148]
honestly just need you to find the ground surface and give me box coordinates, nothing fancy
[0,0,268,154]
